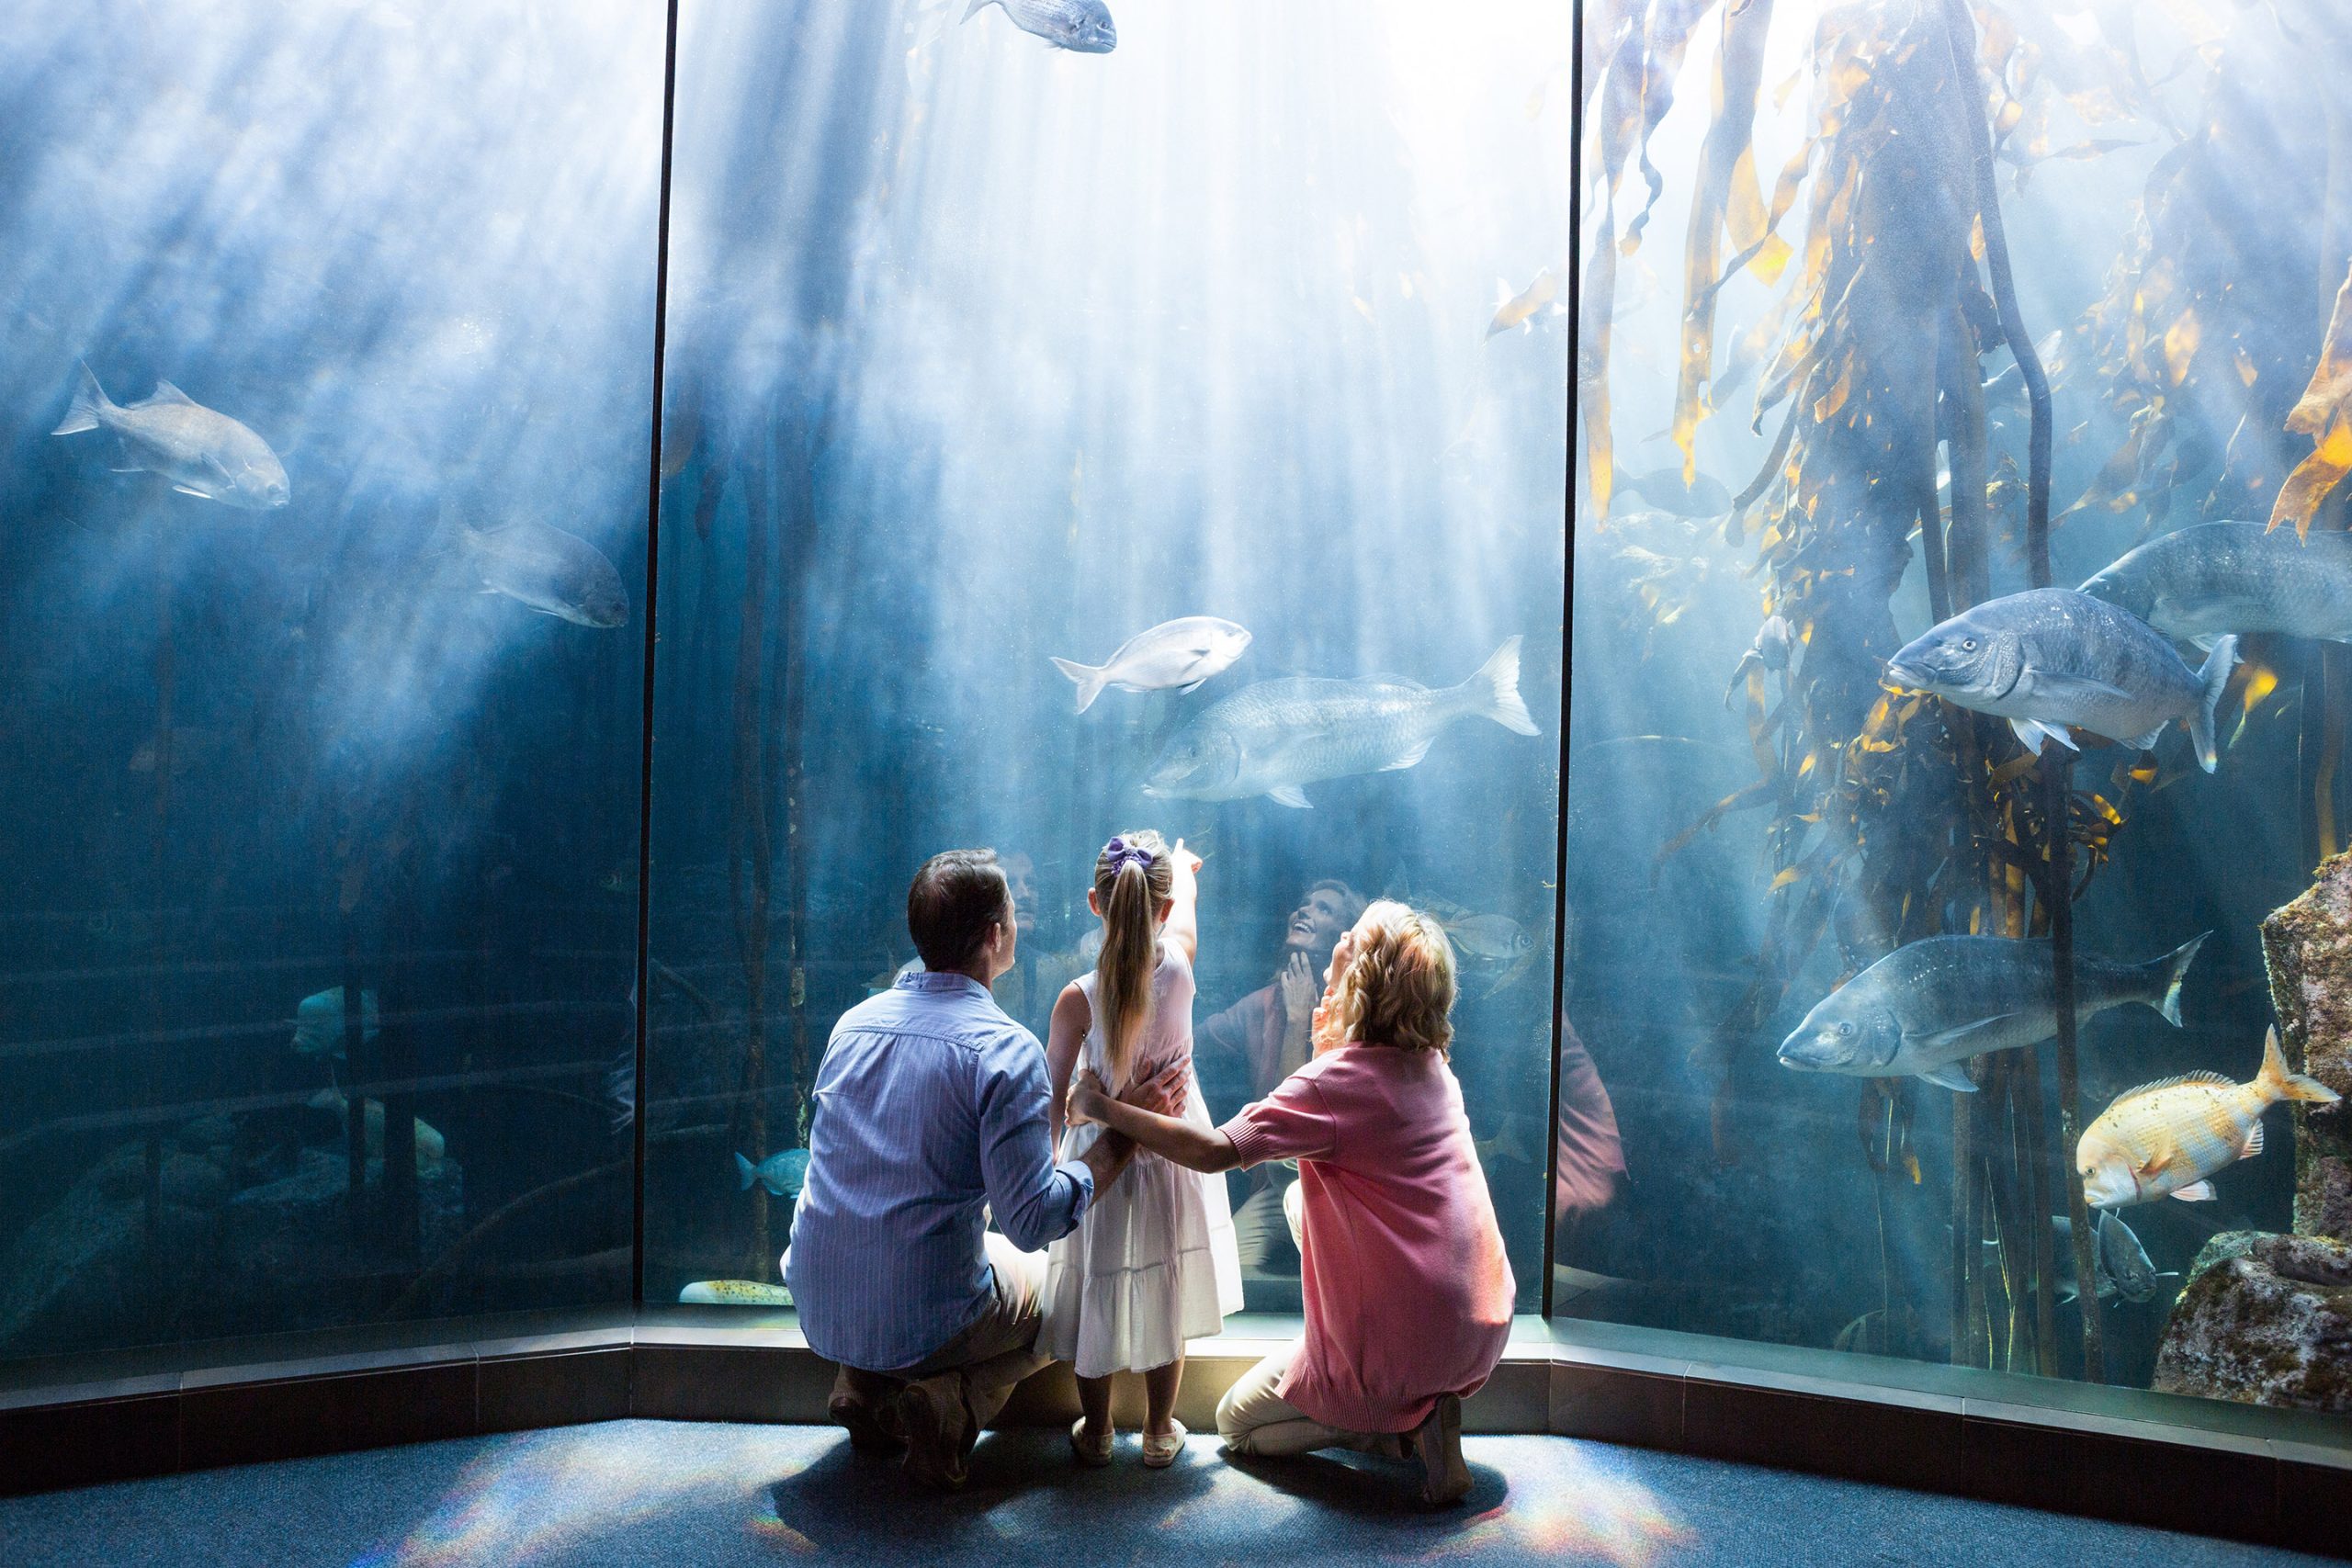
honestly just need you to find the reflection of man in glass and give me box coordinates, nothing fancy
[1195,878,1366,1271]
[989,851,1092,1037]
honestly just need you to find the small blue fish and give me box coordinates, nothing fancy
[736,1147,810,1199]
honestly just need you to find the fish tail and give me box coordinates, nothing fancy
[2147,931,2210,1027]
[1051,656,1106,713]
[961,0,997,20]
[735,1152,758,1190]
[2258,1025,2340,1105]
[51,360,110,436]
[2188,635,2238,773]
[1466,635,1541,736]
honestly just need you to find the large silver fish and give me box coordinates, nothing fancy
[456,515,630,628]
[2079,521,2352,651]
[1051,615,1251,713]
[1885,588,2237,771]
[963,0,1116,52]
[1997,1213,2175,1304]
[1777,932,2207,1091]
[51,365,288,509]
[1145,637,1540,808]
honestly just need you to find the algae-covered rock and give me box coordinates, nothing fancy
[2154,1232,2352,1411]
[0,1142,226,1355]
[2259,853,2352,1237]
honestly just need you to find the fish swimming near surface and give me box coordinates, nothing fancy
[737,1147,810,1200]
[678,1280,792,1306]
[1777,931,2208,1091]
[447,509,630,628]
[2079,1027,2339,1208]
[963,0,1116,52]
[2079,522,2352,651]
[1051,615,1252,713]
[1144,637,1540,808]
[51,365,288,509]
[1487,269,1559,336]
[1884,587,2238,771]
[292,987,379,1060]
[1613,467,1734,517]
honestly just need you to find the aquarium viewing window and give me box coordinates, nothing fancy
[4,0,2352,1469]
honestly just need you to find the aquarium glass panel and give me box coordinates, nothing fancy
[1561,0,2352,1406]
[0,2,662,1361]
[646,1,1571,1314]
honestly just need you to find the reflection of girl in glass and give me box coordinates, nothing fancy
[1042,830,1242,1469]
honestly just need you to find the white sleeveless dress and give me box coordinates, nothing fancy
[1041,939,1243,1378]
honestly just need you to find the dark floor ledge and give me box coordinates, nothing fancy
[1,1311,2346,1557]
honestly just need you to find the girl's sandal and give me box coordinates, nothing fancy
[1069,1416,1114,1468]
[1140,1418,1187,1469]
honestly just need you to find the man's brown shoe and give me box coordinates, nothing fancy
[829,1391,901,1455]
[896,1373,971,1492]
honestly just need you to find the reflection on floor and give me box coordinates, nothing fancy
[0,1418,2323,1568]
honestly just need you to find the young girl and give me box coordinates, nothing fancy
[1041,830,1243,1468]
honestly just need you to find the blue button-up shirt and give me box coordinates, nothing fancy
[786,970,1094,1371]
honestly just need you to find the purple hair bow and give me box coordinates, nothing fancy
[1104,835,1157,874]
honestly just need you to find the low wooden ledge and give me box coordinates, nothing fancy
[0,1311,2344,1556]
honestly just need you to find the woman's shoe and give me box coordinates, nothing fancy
[1069,1416,1114,1468]
[1140,1418,1187,1469]
[1408,1393,1469,1506]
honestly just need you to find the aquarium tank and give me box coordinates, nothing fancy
[1562,0,2352,1404]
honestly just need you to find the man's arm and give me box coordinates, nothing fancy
[977,1034,1098,1251]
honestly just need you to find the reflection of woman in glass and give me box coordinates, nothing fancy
[1069,901,1512,1506]
[1042,832,1242,1469]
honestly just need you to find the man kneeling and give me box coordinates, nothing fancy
[786,849,1180,1489]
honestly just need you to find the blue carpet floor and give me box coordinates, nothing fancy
[0,1419,2325,1567]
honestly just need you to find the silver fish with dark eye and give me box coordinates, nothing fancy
[451,512,631,629]
[963,0,1116,53]
[1988,1213,2177,1304]
[1052,615,1251,712]
[51,364,289,509]
[1883,587,2237,772]
[1143,637,1539,809]
[1775,931,2207,1092]
[2079,521,2352,652]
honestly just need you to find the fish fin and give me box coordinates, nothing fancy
[109,464,146,474]
[1176,678,1207,694]
[1917,1062,1978,1092]
[1379,736,1437,773]
[2121,724,2169,752]
[2170,1179,2217,1202]
[2240,1120,2265,1160]
[2146,931,2210,1026]
[2189,635,2239,773]
[2057,1279,2080,1304]
[2025,670,2136,705]
[1911,1014,2030,1059]
[1050,657,1106,713]
[142,378,196,406]
[2256,1023,2341,1105]
[51,361,108,435]
[735,1152,757,1191]
[1267,784,1312,808]
[2190,635,2220,655]
[1466,635,1541,736]
[171,484,213,498]
[961,0,994,18]
[2008,717,2047,753]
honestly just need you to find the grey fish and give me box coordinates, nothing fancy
[1885,588,2237,772]
[963,0,1115,52]
[1777,932,2207,1091]
[1144,637,1540,808]
[737,1148,809,1200]
[292,987,379,1060]
[455,514,629,628]
[1052,615,1252,713]
[1999,1213,2174,1304]
[2079,522,2352,652]
[1724,614,1795,706]
[51,365,288,509]
[1615,467,1732,517]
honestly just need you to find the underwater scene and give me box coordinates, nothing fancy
[0,2,661,1359]
[1564,0,2352,1403]
[641,0,1571,1314]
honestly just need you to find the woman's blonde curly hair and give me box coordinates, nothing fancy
[1314,899,1457,1057]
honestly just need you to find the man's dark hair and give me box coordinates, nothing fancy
[908,849,1012,972]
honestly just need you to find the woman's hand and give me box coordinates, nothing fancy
[1067,1068,1111,1128]
[1277,952,1317,1030]
[1312,929,1359,1052]
[1125,1061,1189,1119]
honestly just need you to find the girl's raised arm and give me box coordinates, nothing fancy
[1164,839,1202,965]
[1045,981,1091,1146]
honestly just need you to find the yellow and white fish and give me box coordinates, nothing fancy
[678,1280,792,1306]
[2077,1028,2338,1208]
[1487,269,1560,337]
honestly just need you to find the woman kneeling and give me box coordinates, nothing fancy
[1067,899,1513,1506]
